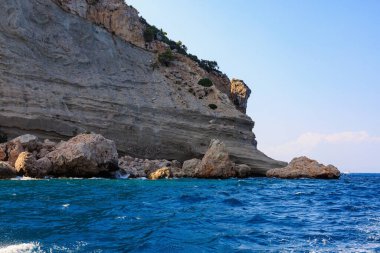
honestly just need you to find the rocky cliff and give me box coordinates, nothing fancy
[0,0,286,175]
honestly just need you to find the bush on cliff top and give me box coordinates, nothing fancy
[140,17,220,73]
[198,78,213,87]
[158,50,174,67]
[143,26,155,43]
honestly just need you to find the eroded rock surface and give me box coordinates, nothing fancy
[172,158,200,178]
[0,162,16,179]
[0,0,286,175]
[118,155,180,178]
[196,139,236,179]
[47,134,118,177]
[55,0,145,47]
[230,79,251,113]
[266,156,341,179]
[15,152,52,178]
[148,167,172,180]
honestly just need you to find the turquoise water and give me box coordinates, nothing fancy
[0,174,379,252]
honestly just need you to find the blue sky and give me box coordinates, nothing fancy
[128,0,380,172]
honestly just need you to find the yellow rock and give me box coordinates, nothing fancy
[148,167,171,180]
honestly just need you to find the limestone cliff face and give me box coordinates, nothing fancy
[230,79,252,114]
[0,0,286,175]
[54,0,146,47]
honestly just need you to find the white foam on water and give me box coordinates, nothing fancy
[0,242,43,253]
[114,171,130,179]
[10,177,39,181]
[51,241,88,252]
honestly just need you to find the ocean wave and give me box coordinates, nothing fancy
[10,177,40,181]
[0,242,43,253]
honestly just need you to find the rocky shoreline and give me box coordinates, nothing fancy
[0,133,341,180]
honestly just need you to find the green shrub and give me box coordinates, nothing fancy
[139,17,221,73]
[143,27,155,43]
[158,50,174,66]
[208,104,218,110]
[198,78,213,87]
[0,131,7,143]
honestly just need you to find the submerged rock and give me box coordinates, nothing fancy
[266,156,341,179]
[148,167,172,180]
[0,162,16,179]
[196,139,236,179]
[47,134,118,178]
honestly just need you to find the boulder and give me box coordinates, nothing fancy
[15,152,52,178]
[0,162,16,179]
[266,156,341,179]
[37,139,58,159]
[0,144,6,161]
[118,156,181,178]
[148,167,172,180]
[7,141,24,167]
[235,164,252,178]
[195,139,236,179]
[0,134,41,167]
[11,134,40,151]
[172,158,201,178]
[46,134,118,178]
[117,156,147,178]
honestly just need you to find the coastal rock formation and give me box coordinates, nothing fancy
[15,152,52,178]
[196,139,236,179]
[266,156,341,179]
[0,162,16,179]
[172,158,201,178]
[230,79,252,114]
[0,0,287,175]
[47,134,118,177]
[235,164,252,178]
[0,135,42,166]
[118,155,181,178]
[148,167,172,180]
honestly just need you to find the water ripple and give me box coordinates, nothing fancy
[0,174,379,252]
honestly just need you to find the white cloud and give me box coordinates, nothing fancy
[264,131,380,160]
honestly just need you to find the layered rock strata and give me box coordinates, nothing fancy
[0,0,286,175]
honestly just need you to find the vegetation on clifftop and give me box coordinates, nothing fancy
[140,17,221,73]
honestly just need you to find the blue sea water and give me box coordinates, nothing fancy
[0,174,379,252]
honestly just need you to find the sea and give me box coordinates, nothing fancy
[0,174,379,252]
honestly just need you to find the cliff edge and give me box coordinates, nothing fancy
[0,0,286,175]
